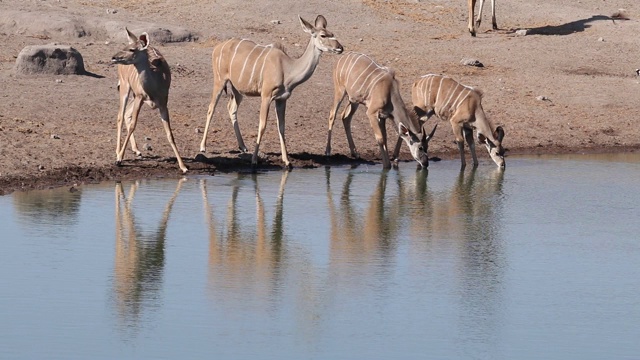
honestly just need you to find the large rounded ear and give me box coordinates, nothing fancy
[314,15,327,29]
[138,32,150,49]
[494,126,505,141]
[299,15,314,34]
[125,27,137,44]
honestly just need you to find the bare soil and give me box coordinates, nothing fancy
[1,0,639,195]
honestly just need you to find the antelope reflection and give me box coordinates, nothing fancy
[326,167,403,281]
[202,171,290,304]
[112,179,184,329]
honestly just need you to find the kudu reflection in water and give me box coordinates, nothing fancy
[325,167,404,279]
[201,171,290,304]
[113,179,184,328]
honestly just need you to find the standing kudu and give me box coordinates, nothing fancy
[200,15,343,168]
[111,28,188,173]
[325,52,435,169]
[468,0,497,36]
[412,74,505,168]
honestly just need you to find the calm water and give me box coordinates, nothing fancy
[1,154,639,360]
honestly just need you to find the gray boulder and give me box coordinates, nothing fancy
[15,44,85,75]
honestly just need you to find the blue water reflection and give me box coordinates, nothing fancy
[0,154,639,360]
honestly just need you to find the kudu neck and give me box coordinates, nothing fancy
[285,36,322,89]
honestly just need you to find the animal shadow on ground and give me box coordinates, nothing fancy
[511,15,624,36]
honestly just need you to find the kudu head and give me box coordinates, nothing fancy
[408,107,438,168]
[482,126,505,168]
[299,15,344,54]
[111,28,150,66]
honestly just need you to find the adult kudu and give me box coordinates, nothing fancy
[200,15,344,168]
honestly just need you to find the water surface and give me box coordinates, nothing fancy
[1,154,639,359]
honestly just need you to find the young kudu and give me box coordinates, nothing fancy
[412,74,505,168]
[468,0,497,36]
[200,15,343,168]
[111,28,187,173]
[325,52,435,169]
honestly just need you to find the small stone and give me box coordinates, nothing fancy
[144,143,153,151]
[515,29,528,36]
[38,165,45,171]
[536,95,549,101]
[55,79,63,83]
[270,20,281,25]
[195,128,202,134]
[359,38,364,42]
[597,37,604,42]
[50,134,60,139]
[461,58,484,67]
[144,136,151,141]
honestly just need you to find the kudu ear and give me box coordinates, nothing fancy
[125,27,137,44]
[398,123,409,136]
[426,123,438,141]
[299,16,315,34]
[314,15,328,29]
[494,126,505,142]
[138,32,150,49]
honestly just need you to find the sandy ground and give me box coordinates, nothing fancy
[1,0,639,194]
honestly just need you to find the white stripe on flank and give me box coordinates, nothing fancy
[238,44,260,83]
[345,54,365,84]
[257,47,273,87]
[441,82,459,112]
[216,39,234,81]
[352,63,376,94]
[248,46,269,86]
[228,39,246,80]
[454,90,470,110]
[338,53,352,82]
[435,77,445,109]
[450,84,466,111]
[364,72,386,97]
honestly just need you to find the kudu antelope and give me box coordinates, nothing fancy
[468,0,497,36]
[111,28,188,173]
[200,15,343,168]
[411,74,505,168]
[325,52,435,169]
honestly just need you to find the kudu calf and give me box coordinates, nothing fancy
[111,28,187,173]
[325,52,435,169]
[468,0,497,36]
[200,15,343,168]
[412,74,505,168]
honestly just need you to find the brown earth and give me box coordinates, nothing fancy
[1,0,639,195]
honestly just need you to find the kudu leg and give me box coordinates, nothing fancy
[491,0,497,30]
[463,127,478,167]
[124,99,141,157]
[159,107,188,173]
[274,99,291,169]
[227,85,248,152]
[200,80,226,153]
[115,89,130,159]
[475,0,485,30]
[252,97,272,167]
[116,97,143,165]
[367,109,391,169]
[342,102,360,159]
[325,90,346,157]
[468,0,477,36]
[391,136,403,163]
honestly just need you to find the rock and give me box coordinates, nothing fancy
[15,44,85,75]
[515,29,528,36]
[270,20,281,25]
[144,143,153,151]
[536,95,550,101]
[461,58,484,67]
[597,37,604,42]
[50,134,60,139]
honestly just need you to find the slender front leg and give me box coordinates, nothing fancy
[200,80,226,153]
[123,99,141,157]
[325,89,346,156]
[391,135,403,162]
[274,99,291,169]
[451,121,466,169]
[252,96,272,167]
[159,106,188,173]
[116,97,143,165]
[227,85,247,152]
[115,88,130,159]
[342,102,360,159]
[475,0,485,30]
[463,127,478,167]
[468,0,477,36]
[366,109,390,169]
[490,0,497,29]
